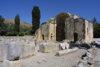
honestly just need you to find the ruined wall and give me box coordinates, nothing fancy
[65,18,85,43]
[40,22,49,40]
[34,12,93,43]
[85,20,93,43]
[34,19,56,41]
[49,18,56,41]
[70,14,79,19]
[0,36,35,62]
[34,22,49,40]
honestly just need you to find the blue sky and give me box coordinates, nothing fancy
[0,0,100,24]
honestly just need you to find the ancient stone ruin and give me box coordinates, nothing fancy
[0,12,97,67]
[34,12,93,43]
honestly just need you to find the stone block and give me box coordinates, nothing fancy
[87,58,94,65]
[39,42,59,53]
[65,43,70,49]
[76,62,85,67]
[59,43,65,50]
[39,43,48,53]
[0,42,8,62]
[3,59,21,67]
[59,43,69,50]
[56,47,78,56]
[20,40,35,58]
[7,42,21,61]
[86,51,92,58]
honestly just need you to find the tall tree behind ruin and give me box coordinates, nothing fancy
[14,14,20,32]
[0,15,8,35]
[32,6,41,34]
[91,17,100,38]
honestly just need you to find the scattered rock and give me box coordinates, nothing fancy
[86,51,92,58]
[59,43,69,50]
[76,61,85,67]
[75,41,80,45]
[87,58,94,65]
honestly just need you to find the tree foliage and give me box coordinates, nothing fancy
[91,17,100,38]
[32,6,41,33]
[0,15,8,35]
[14,14,20,32]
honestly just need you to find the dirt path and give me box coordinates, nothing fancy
[21,48,87,67]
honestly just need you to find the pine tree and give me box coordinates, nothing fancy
[32,6,40,33]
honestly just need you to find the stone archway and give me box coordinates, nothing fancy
[55,12,70,41]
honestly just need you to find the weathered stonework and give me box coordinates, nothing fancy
[34,12,93,43]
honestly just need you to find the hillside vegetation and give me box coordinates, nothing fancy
[4,19,32,27]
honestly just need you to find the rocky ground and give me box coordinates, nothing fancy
[0,38,100,67]
[0,46,87,67]
[93,38,100,67]
[21,48,87,67]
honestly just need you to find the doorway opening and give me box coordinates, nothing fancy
[74,33,78,42]
[42,35,44,40]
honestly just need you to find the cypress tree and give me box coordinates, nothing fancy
[14,14,20,32]
[32,6,40,33]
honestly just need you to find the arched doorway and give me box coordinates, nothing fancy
[56,12,70,41]
[74,33,78,42]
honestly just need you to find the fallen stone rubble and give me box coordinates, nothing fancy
[75,45,97,67]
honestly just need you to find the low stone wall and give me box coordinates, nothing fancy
[20,40,35,58]
[39,42,70,53]
[39,42,59,53]
[0,42,8,62]
[0,37,35,62]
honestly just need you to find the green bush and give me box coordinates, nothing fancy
[5,31,18,36]
[25,31,29,35]
[17,32,24,36]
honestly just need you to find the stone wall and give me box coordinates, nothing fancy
[0,36,35,62]
[34,22,49,40]
[48,18,56,41]
[39,42,59,53]
[65,18,85,43]
[34,12,93,43]
[85,20,93,43]
[34,19,56,41]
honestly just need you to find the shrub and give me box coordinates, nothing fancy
[5,31,18,36]
[17,32,24,36]
[25,31,29,35]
